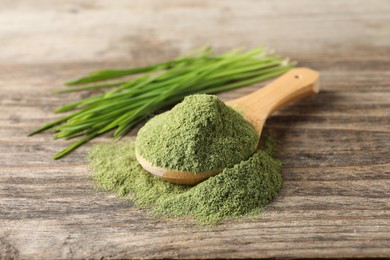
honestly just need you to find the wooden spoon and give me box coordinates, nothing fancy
[136,68,320,185]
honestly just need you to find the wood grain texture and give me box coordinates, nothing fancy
[1,0,389,258]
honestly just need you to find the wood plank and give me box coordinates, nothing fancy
[1,0,390,64]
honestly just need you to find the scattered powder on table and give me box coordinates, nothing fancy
[135,94,259,173]
[89,135,282,223]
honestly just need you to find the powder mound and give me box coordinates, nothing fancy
[135,94,258,173]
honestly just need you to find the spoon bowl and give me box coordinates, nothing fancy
[137,68,320,185]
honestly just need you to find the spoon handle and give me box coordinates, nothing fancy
[227,67,319,133]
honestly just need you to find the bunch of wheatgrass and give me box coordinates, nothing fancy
[29,46,294,159]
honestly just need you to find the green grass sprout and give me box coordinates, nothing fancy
[29,46,294,159]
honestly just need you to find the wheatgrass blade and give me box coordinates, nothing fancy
[55,81,127,94]
[30,47,294,159]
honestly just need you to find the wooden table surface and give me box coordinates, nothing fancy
[1,0,389,258]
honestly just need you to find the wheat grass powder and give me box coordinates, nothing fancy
[89,94,282,223]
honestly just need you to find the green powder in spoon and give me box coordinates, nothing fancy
[89,136,281,223]
[135,94,259,173]
[89,94,282,223]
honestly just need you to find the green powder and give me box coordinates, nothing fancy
[90,94,282,223]
[89,136,282,223]
[135,94,259,172]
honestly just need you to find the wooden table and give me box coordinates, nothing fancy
[1,0,389,258]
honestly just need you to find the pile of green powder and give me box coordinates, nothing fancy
[89,138,282,223]
[89,94,282,223]
[135,94,259,172]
